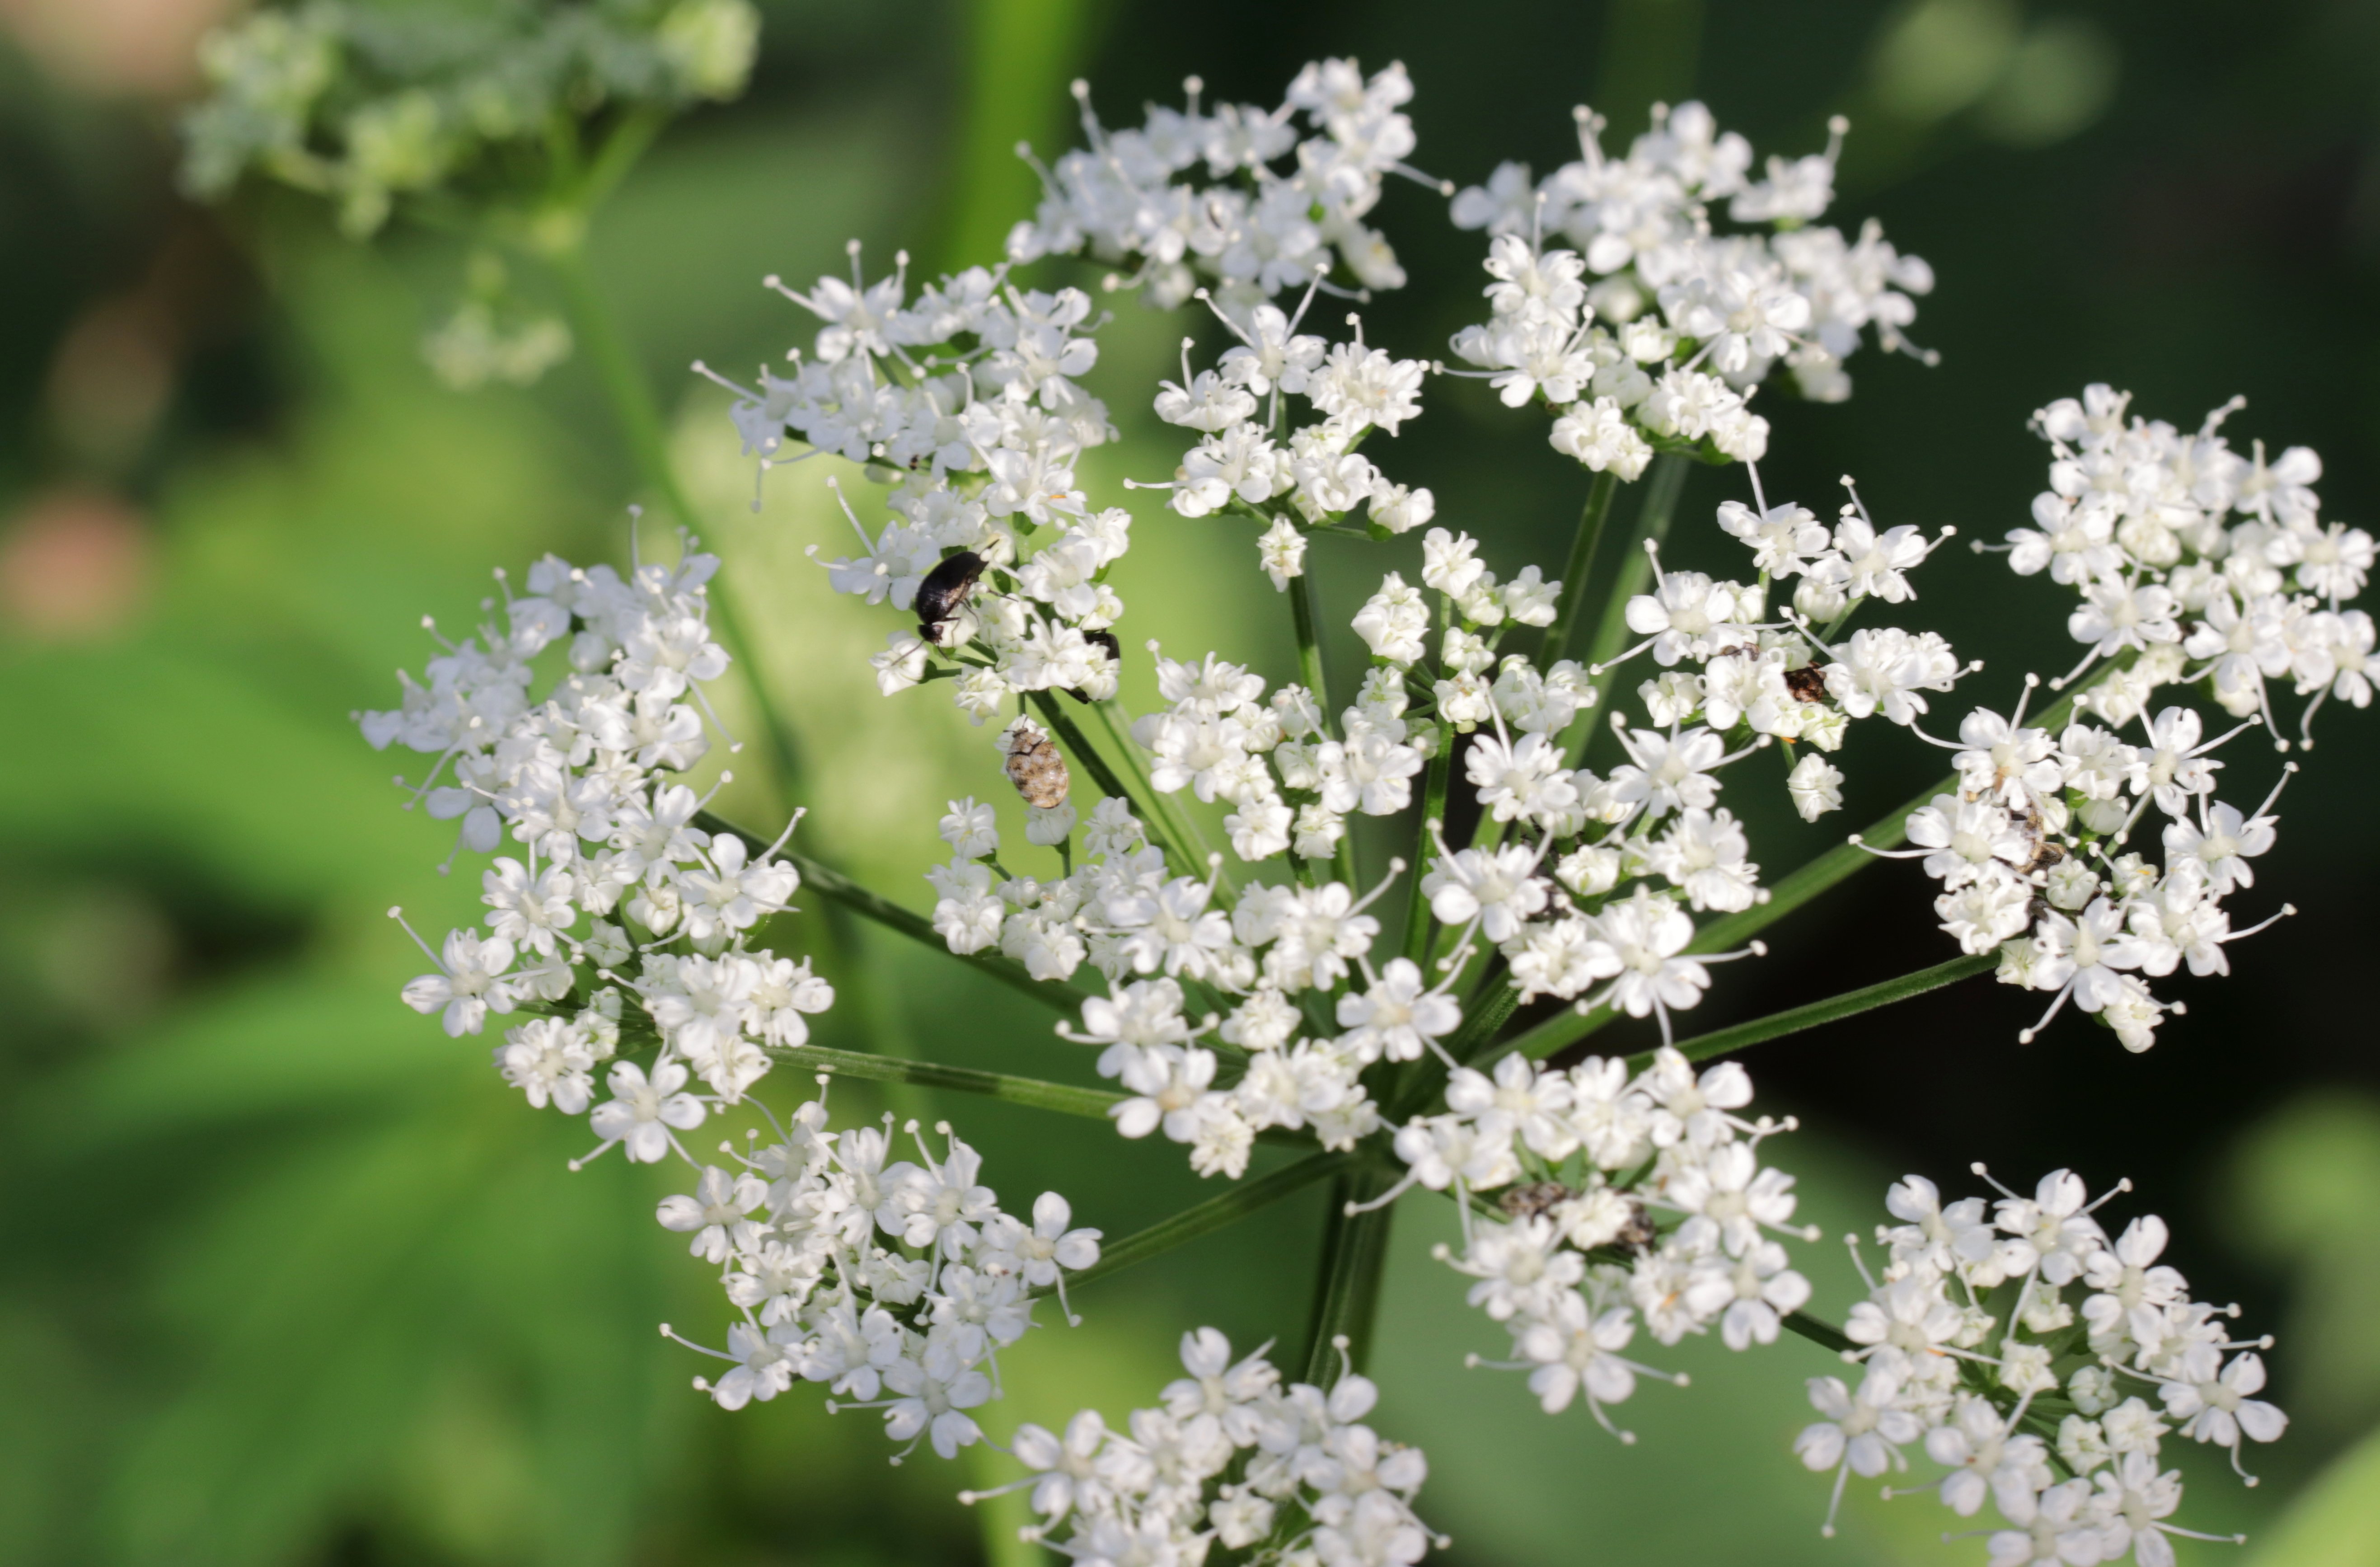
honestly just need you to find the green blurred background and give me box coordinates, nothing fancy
[4,0,2380,1563]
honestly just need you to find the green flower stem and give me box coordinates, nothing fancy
[1028,692,1190,872]
[1089,696,1218,876]
[1493,945,1995,1074]
[1400,730,1452,964]
[699,809,1091,1014]
[1784,1311,1855,1356]
[788,1043,1126,1121]
[1035,1151,1351,1299]
[1573,452,1690,762]
[1546,468,1622,670]
[1626,950,1997,1070]
[543,239,807,802]
[1289,565,1356,888]
[1479,680,2106,1071]
[1301,1160,1402,1382]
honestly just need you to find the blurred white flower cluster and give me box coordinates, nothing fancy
[968,1329,1435,1567]
[1800,1168,2283,1565]
[183,0,760,235]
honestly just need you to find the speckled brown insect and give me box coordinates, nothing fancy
[1782,664,1828,704]
[1003,726,1071,809]
[1498,1181,1574,1222]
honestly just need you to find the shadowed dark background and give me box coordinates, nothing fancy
[4,1,2377,1563]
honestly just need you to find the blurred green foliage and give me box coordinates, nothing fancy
[2,0,2378,1564]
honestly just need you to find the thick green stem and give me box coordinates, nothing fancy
[1288,567,1355,889]
[1546,468,1621,670]
[1290,562,1334,717]
[1302,1161,1401,1383]
[1037,1151,1349,1298]
[1784,1311,1855,1355]
[698,809,1092,1013]
[1574,452,1690,761]
[1400,730,1452,964]
[786,1041,1316,1145]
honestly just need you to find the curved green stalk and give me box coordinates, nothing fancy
[1494,948,1995,1072]
[1302,1160,1401,1382]
[1289,565,1356,889]
[544,238,807,800]
[1035,1151,1349,1298]
[699,809,1093,1013]
[1546,468,1621,670]
[1573,453,1690,763]
[1088,696,1217,875]
[788,1043,1127,1121]
[1400,728,1452,964]
[1626,951,1996,1070]
[1028,691,1191,873]
[1784,1311,1855,1355]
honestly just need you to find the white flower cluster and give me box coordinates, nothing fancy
[365,545,1101,1459]
[1852,386,2366,1048]
[1007,58,1425,312]
[1798,1168,2284,1566]
[363,541,820,1104]
[1389,1046,1813,1435]
[661,1098,1101,1462]
[1148,301,1435,550]
[1597,476,1969,832]
[1869,688,2299,1051]
[704,244,1137,724]
[967,1329,1436,1567]
[2011,384,2371,742]
[1447,100,1934,478]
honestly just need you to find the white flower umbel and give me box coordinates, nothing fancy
[963,1329,1440,1567]
[1797,1165,2278,1558]
[1834,388,2357,1048]
[1405,1046,1817,1438]
[343,43,2367,1563]
[368,540,1100,1459]
[1447,100,1936,476]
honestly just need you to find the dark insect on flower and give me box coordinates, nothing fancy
[1066,629,1124,705]
[1615,1198,1657,1253]
[1004,724,1071,809]
[1498,1181,1574,1222]
[915,550,986,643]
[1782,664,1828,704]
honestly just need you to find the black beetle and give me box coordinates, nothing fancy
[1065,628,1123,704]
[915,550,986,643]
